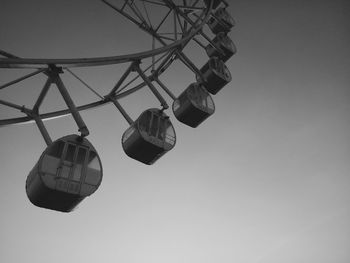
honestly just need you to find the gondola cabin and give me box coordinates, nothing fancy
[199,57,232,95]
[207,8,235,34]
[206,32,237,62]
[173,83,215,128]
[204,0,222,9]
[26,134,103,212]
[122,109,176,165]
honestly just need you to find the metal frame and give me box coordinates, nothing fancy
[0,0,227,128]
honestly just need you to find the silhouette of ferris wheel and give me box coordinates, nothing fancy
[0,0,236,212]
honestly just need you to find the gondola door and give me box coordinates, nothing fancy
[147,111,164,147]
[55,143,87,194]
[191,84,207,110]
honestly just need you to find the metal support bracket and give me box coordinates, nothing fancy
[153,75,177,101]
[133,61,169,110]
[108,61,138,96]
[106,95,134,125]
[22,107,53,146]
[176,51,206,82]
[48,65,90,137]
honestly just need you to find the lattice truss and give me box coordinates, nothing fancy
[0,0,236,211]
[0,0,233,127]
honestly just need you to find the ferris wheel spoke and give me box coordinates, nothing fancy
[112,50,169,95]
[142,0,167,7]
[175,11,186,34]
[0,99,26,112]
[0,68,46,91]
[154,8,172,32]
[0,0,216,126]
[189,0,201,8]
[142,1,153,28]
[153,76,176,100]
[128,1,149,27]
[101,0,166,47]
[32,77,53,113]
[65,69,104,100]
[0,49,20,59]
[134,62,169,109]
[108,61,137,96]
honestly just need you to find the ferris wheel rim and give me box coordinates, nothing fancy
[0,0,216,127]
[0,1,213,69]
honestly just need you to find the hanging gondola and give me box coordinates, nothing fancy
[26,134,103,212]
[122,108,176,165]
[207,8,235,35]
[206,32,237,62]
[173,83,215,128]
[199,57,232,95]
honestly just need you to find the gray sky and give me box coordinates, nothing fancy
[1,1,350,263]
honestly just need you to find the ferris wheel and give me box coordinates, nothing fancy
[0,0,237,212]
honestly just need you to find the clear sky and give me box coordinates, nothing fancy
[0,1,350,263]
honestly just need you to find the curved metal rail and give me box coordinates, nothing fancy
[0,0,216,126]
[0,0,211,69]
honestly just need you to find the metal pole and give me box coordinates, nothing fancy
[33,76,52,112]
[0,99,25,111]
[108,95,134,125]
[176,52,205,82]
[0,69,46,91]
[0,49,20,58]
[21,107,53,146]
[108,61,136,96]
[32,113,53,146]
[153,76,176,100]
[133,63,169,109]
[50,66,90,137]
